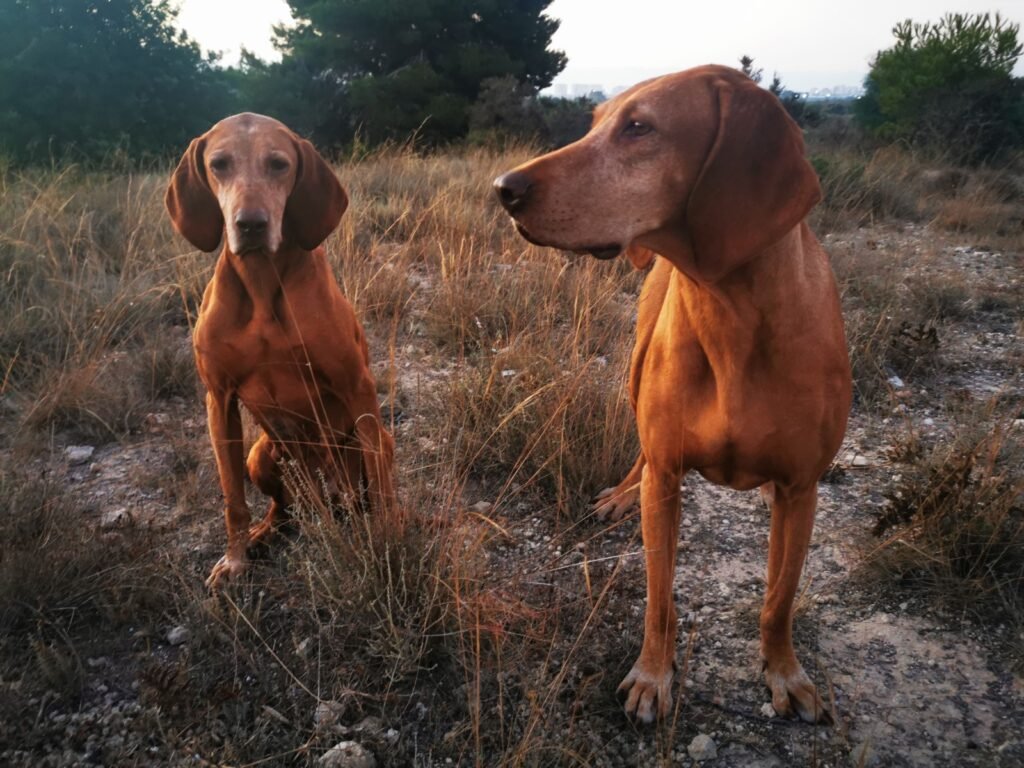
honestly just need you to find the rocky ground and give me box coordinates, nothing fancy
[1,226,1022,766]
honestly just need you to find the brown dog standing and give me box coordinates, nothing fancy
[166,113,396,588]
[494,66,850,724]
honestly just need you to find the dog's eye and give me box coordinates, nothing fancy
[209,156,230,173]
[268,157,290,172]
[623,120,653,138]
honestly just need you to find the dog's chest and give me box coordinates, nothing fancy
[196,310,353,422]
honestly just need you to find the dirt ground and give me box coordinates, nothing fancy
[2,224,1022,767]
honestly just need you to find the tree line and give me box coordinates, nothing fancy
[0,2,1021,165]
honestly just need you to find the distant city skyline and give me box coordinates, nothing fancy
[177,0,1024,93]
[544,81,865,100]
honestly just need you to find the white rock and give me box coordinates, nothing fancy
[470,501,493,514]
[100,508,131,529]
[314,700,347,728]
[923,417,935,427]
[887,375,904,389]
[852,455,869,467]
[166,625,189,646]
[353,716,385,736]
[65,445,95,465]
[761,702,777,717]
[687,734,717,761]
[318,741,376,768]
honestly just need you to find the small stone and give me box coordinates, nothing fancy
[318,741,376,768]
[687,734,717,761]
[887,375,904,389]
[851,741,878,767]
[353,716,385,737]
[688,733,720,765]
[470,501,493,514]
[852,455,869,467]
[144,413,169,432]
[760,702,777,718]
[65,445,95,465]
[166,625,189,646]
[314,700,347,728]
[296,638,312,658]
[100,508,132,529]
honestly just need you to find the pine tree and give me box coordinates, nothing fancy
[274,0,567,144]
[0,0,231,162]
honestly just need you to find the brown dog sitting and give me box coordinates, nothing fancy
[494,66,850,724]
[165,113,396,588]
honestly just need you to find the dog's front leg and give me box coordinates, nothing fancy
[761,483,832,723]
[619,461,681,723]
[205,389,250,588]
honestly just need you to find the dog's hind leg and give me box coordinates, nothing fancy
[246,432,290,545]
[592,453,645,521]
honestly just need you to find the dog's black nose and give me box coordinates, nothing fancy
[235,210,268,235]
[493,171,533,212]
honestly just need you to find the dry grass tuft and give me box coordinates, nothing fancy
[0,457,169,711]
[868,398,1024,623]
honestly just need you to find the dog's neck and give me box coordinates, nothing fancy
[218,243,312,323]
[654,223,814,311]
[673,224,831,357]
[698,225,813,307]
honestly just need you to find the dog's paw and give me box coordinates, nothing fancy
[763,657,832,724]
[617,658,674,724]
[205,554,248,589]
[247,518,278,546]
[591,485,639,521]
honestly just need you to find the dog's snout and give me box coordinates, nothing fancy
[235,209,269,235]
[493,171,533,212]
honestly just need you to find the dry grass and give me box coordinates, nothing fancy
[0,142,1022,764]
[0,145,647,764]
[866,397,1024,630]
[808,143,1024,251]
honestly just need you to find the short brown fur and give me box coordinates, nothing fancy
[495,66,851,723]
[165,113,396,588]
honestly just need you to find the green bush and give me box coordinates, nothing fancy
[856,13,1024,163]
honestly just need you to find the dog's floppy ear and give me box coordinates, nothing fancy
[625,243,656,270]
[285,137,348,251]
[686,79,821,282]
[165,136,223,253]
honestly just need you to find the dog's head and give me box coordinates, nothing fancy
[493,66,820,282]
[165,113,348,255]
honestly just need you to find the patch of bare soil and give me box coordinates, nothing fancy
[2,226,1022,767]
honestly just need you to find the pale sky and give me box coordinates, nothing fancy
[176,0,1024,91]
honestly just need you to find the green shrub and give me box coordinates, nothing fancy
[856,13,1024,163]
